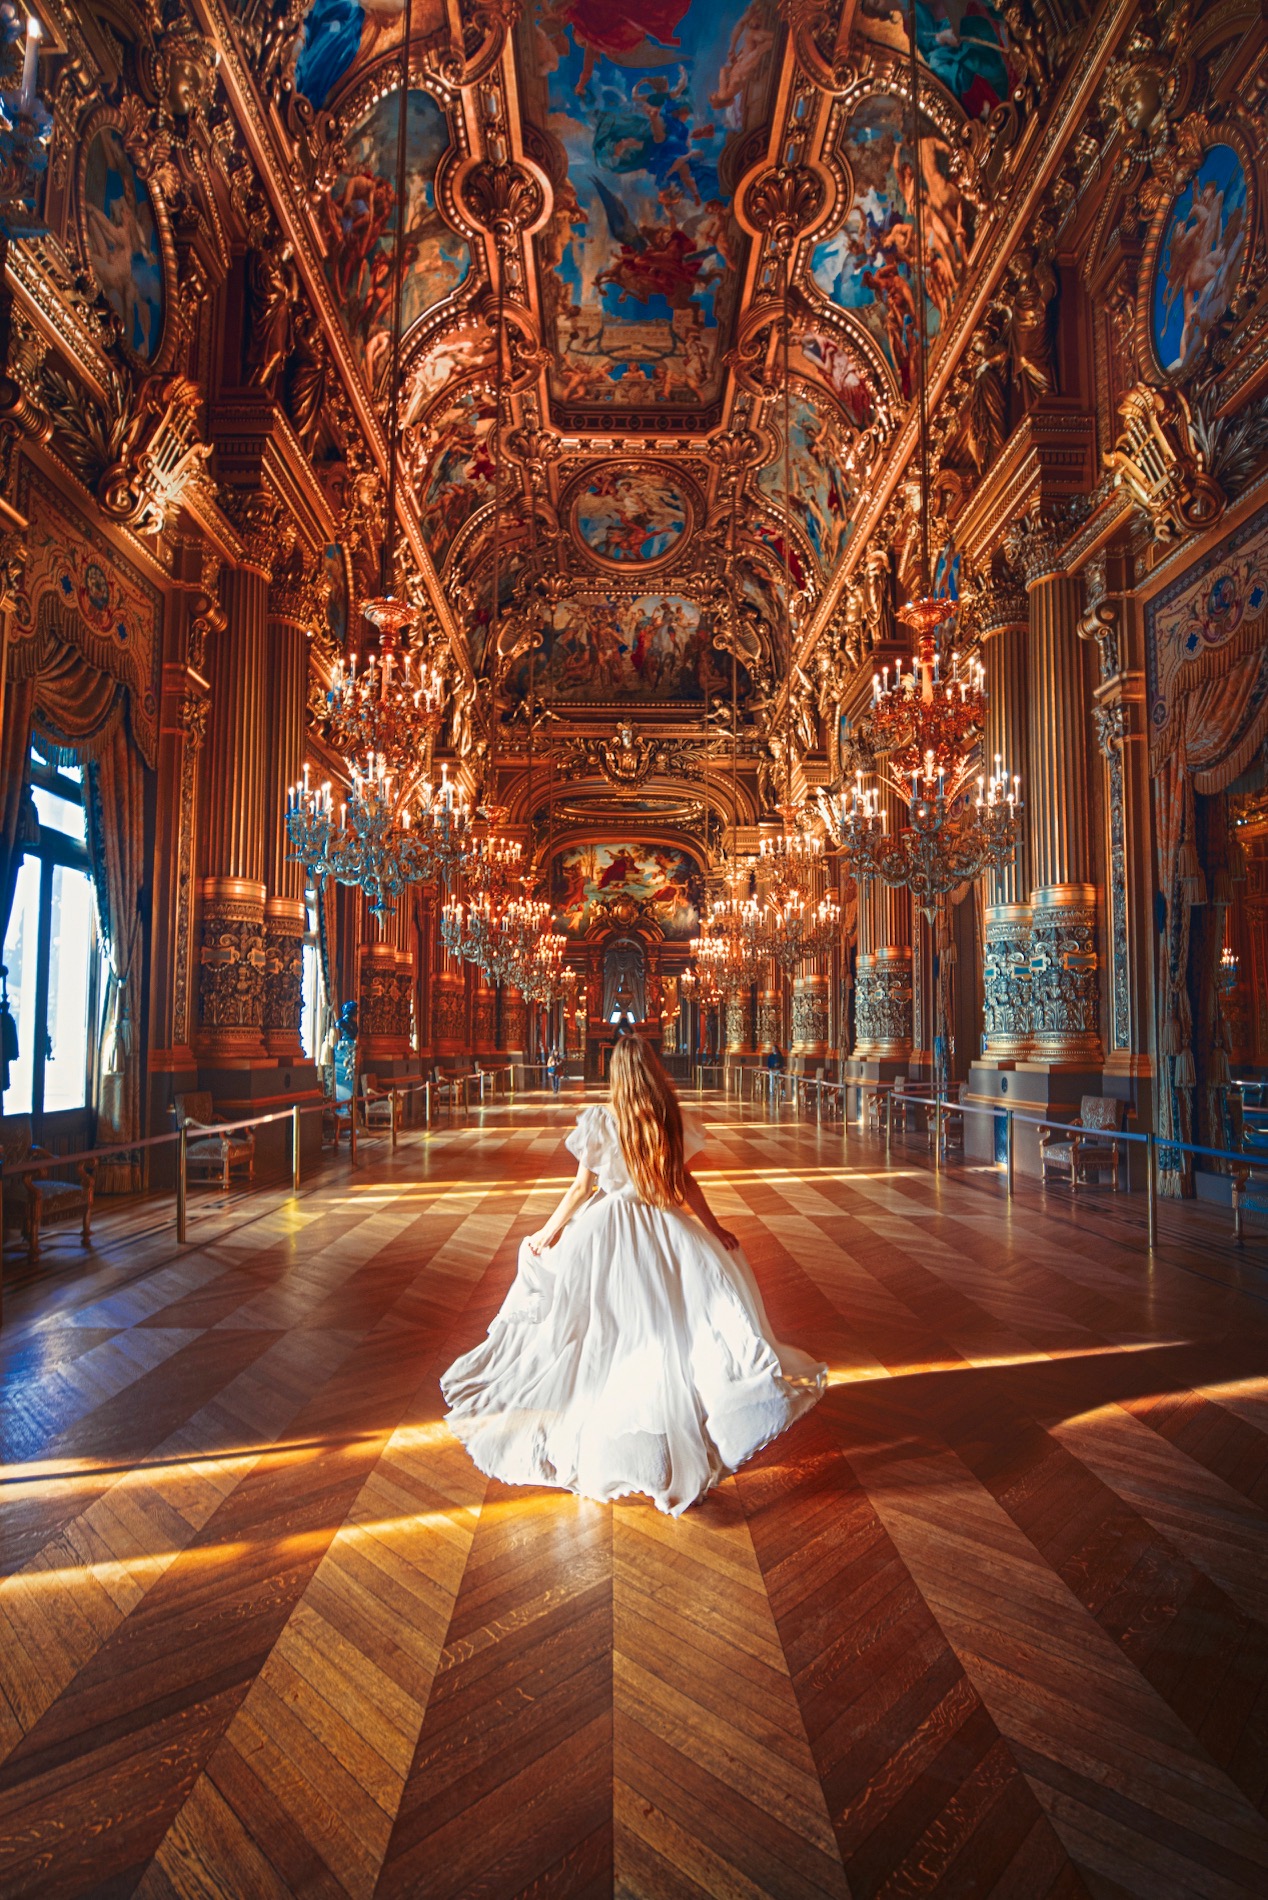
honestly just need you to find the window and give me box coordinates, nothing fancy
[1,743,102,1122]
[301,893,321,1060]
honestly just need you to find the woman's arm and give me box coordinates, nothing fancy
[526,1161,596,1255]
[683,1168,738,1252]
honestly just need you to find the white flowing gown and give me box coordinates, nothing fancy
[441,1103,826,1516]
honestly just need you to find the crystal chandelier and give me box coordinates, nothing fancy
[759,803,823,900]
[820,754,1020,923]
[288,754,472,924]
[287,612,473,920]
[695,864,767,994]
[441,885,552,988]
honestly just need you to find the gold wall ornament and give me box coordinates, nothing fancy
[743,163,828,258]
[462,160,544,250]
[1103,382,1225,541]
[38,364,216,535]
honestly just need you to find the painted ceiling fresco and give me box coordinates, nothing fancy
[515,595,725,702]
[862,0,1017,120]
[293,0,449,112]
[241,0,1032,753]
[552,842,703,937]
[321,88,469,390]
[572,470,690,565]
[757,390,856,574]
[519,0,780,418]
[810,94,970,397]
[417,385,497,571]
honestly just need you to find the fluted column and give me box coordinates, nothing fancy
[197,558,270,1063]
[262,583,310,1059]
[1010,521,1101,1066]
[980,578,1033,1059]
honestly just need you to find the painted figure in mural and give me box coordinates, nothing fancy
[553,843,702,937]
[84,131,164,361]
[530,0,777,408]
[293,0,448,111]
[322,91,469,386]
[1157,156,1247,372]
[575,470,688,563]
[810,96,970,396]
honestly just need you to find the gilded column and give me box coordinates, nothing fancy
[978,570,1033,1059]
[1007,518,1101,1067]
[261,564,314,1060]
[197,548,271,1064]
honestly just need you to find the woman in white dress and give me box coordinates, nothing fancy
[441,1035,825,1516]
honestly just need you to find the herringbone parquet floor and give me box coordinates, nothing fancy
[3,1094,1268,1898]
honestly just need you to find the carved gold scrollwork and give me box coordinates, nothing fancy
[457,0,523,86]
[463,161,543,251]
[39,366,216,535]
[780,0,857,96]
[744,164,826,258]
[1103,383,1225,541]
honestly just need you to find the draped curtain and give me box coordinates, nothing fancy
[1153,622,1268,1193]
[4,612,149,1189]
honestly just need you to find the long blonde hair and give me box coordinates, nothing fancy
[609,1035,686,1208]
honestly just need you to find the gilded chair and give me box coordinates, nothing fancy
[1038,1095,1124,1191]
[174,1092,255,1191]
[1,1113,95,1261]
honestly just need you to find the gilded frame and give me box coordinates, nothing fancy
[1139,121,1258,386]
[76,105,179,375]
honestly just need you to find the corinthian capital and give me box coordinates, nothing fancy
[1002,512,1065,588]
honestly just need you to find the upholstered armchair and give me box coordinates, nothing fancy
[1,1114,95,1261]
[174,1092,255,1191]
[1038,1095,1125,1191]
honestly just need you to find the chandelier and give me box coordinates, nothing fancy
[286,609,474,919]
[821,755,1020,923]
[759,802,824,901]
[693,858,767,994]
[441,885,552,987]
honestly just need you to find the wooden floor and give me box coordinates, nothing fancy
[3,1096,1268,1899]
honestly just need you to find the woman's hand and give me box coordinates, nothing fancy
[526,1228,557,1256]
[712,1225,739,1252]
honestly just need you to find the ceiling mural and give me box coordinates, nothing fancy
[552,842,704,937]
[519,0,781,423]
[572,468,692,566]
[757,388,856,574]
[321,87,469,390]
[417,384,496,570]
[293,0,449,110]
[809,93,970,396]
[514,594,728,702]
[862,0,1018,120]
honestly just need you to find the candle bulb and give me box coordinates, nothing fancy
[19,15,39,115]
